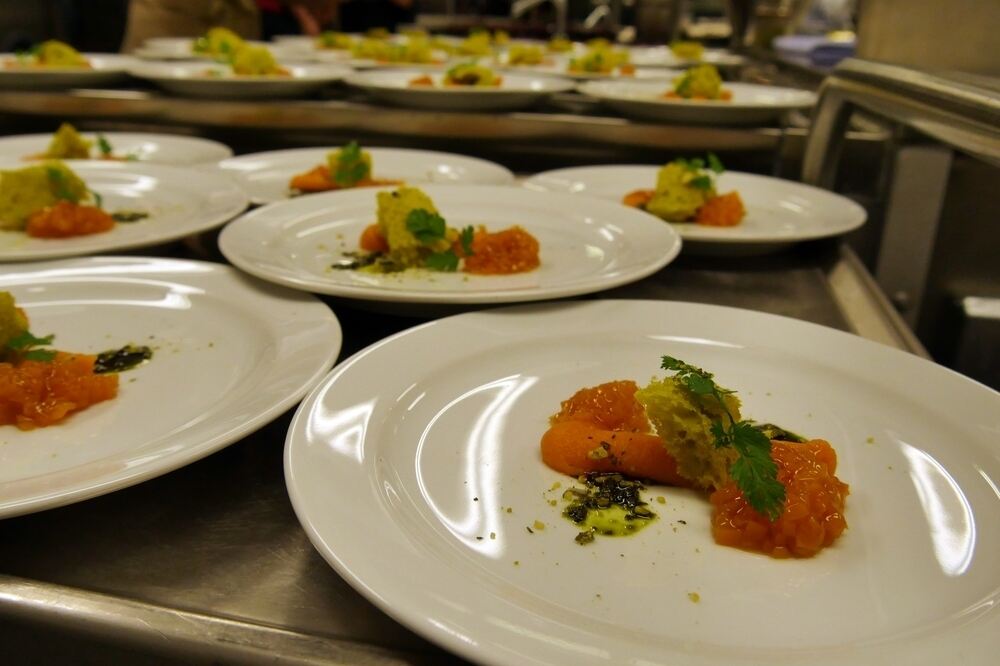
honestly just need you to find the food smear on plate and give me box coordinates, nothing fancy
[0,292,151,431]
[623,153,745,226]
[4,40,90,69]
[568,46,634,76]
[332,185,540,275]
[288,142,401,195]
[664,64,731,100]
[26,123,134,162]
[409,63,503,88]
[541,355,849,558]
[562,472,658,544]
[0,161,147,238]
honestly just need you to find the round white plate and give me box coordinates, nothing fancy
[217,147,515,205]
[286,298,1000,666]
[0,53,136,89]
[218,184,681,304]
[521,57,678,81]
[523,165,866,246]
[129,60,348,99]
[0,256,341,518]
[344,68,574,111]
[0,160,248,262]
[578,80,816,124]
[628,46,747,68]
[133,38,289,61]
[0,132,233,166]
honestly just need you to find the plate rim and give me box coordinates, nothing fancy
[344,68,575,94]
[0,255,343,518]
[285,297,1000,666]
[577,80,817,109]
[217,184,683,303]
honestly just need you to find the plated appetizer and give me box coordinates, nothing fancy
[334,186,540,275]
[410,63,502,88]
[547,36,574,53]
[352,37,441,65]
[192,26,245,59]
[664,64,731,100]
[4,40,89,69]
[316,31,354,51]
[623,154,745,226]
[25,123,133,161]
[204,44,289,77]
[541,355,849,558]
[568,46,634,76]
[504,44,549,66]
[669,40,705,60]
[0,291,150,430]
[288,142,400,195]
[0,161,148,238]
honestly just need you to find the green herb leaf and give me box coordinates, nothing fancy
[660,354,785,520]
[425,250,459,272]
[332,141,369,186]
[46,166,79,203]
[6,331,54,350]
[689,175,713,190]
[405,208,447,244]
[23,349,57,362]
[459,225,475,256]
[707,152,725,173]
[96,133,113,156]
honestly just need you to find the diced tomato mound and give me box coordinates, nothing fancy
[0,352,118,430]
[461,226,540,275]
[710,439,849,558]
[696,191,745,227]
[25,201,115,238]
[540,380,686,486]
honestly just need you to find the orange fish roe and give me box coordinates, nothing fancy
[695,191,745,227]
[288,166,401,194]
[622,189,654,209]
[552,380,650,432]
[541,381,686,485]
[0,352,118,430]
[25,201,115,238]
[710,439,849,558]
[359,223,389,252]
[461,226,540,275]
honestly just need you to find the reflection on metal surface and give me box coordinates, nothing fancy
[901,443,975,577]
[416,375,538,556]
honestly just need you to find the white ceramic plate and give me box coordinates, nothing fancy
[520,57,678,81]
[0,132,233,166]
[286,298,1000,666]
[0,160,248,262]
[217,147,515,204]
[129,61,348,99]
[218,184,681,304]
[344,68,574,111]
[628,46,747,68]
[133,38,290,61]
[578,80,816,125]
[0,256,341,518]
[523,165,866,246]
[0,53,136,89]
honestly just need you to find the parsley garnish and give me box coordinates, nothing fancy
[660,355,785,520]
[459,225,475,256]
[405,208,447,243]
[707,152,725,173]
[96,133,114,157]
[46,167,80,203]
[425,250,459,272]
[333,141,369,186]
[5,330,56,363]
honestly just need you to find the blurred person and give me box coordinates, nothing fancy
[121,0,337,51]
[258,0,338,38]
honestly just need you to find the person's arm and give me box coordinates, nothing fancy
[284,0,339,35]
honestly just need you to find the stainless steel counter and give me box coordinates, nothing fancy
[0,240,923,664]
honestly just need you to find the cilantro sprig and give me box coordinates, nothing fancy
[404,209,475,272]
[5,330,56,363]
[46,165,103,207]
[660,355,785,520]
[675,153,725,191]
[333,141,369,186]
[96,133,114,157]
[405,208,446,243]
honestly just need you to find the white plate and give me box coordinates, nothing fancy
[217,147,515,204]
[0,256,341,518]
[578,80,816,125]
[521,58,678,81]
[129,60,348,99]
[286,298,1000,666]
[218,184,681,304]
[0,53,136,89]
[523,165,866,247]
[134,38,292,61]
[628,46,747,68]
[344,68,574,111]
[0,160,248,262]
[0,132,233,166]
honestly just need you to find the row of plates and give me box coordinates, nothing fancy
[4,259,999,666]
